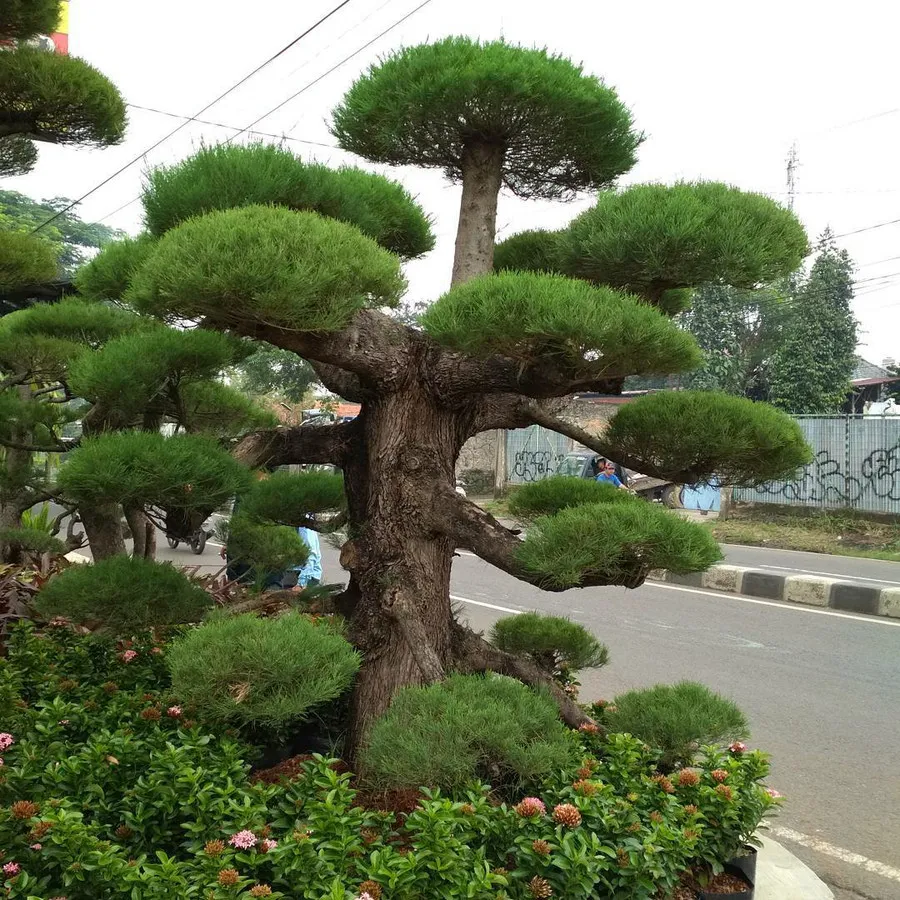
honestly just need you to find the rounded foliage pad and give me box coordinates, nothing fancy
[516,502,723,589]
[421,270,701,376]
[602,681,749,770]
[602,390,812,486]
[491,612,609,673]
[142,142,434,259]
[333,36,641,200]
[34,555,213,632]
[508,476,634,520]
[126,205,406,330]
[493,229,566,275]
[0,231,59,291]
[75,234,157,303]
[167,612,360,727]
[361,673,577,791]
[0,48,126,148]
[1,0,61,40]
[238,470,346,526]
[564,182,809,301]
[57,432,252,513]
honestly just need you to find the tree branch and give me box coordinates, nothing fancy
[232,420,357,469]
[451,621,593,729]
[0,436,78,453]
[309,361,368,402]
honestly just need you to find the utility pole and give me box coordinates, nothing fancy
[786,143,799,211]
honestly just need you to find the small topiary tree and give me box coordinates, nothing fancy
[490,612,608,691]
[360,673,577,791]
[34,555,213,632]
[166,612,360,728]
[77,38,812,753]
[0,1,126,176]
[600,681,749,771]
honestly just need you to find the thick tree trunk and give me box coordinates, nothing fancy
[342,387,464,758]
[0,386,36,563]
[79,504,126,560]
[450,142,505,287]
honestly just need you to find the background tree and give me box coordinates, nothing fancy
[768,229,858,413]
[0,0,126,176]
[0,190,125,275]
[78,41,810,752]
[232,342,317,404]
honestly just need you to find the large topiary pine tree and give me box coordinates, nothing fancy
[78,39,811,747]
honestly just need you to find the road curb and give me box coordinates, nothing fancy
[649,564,900,618]
[757,836,833,899]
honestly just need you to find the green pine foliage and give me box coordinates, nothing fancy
[126,205,406,329]
[601,682,749,770]
[332,36,641,199]
[0,230,59,290]
[490,612,609,673]
[167,612,360,727]
[0,526,66,556]
[56,432,252,514]
[34,555,213,631]
[1,296,140,345]
[68,327,249,415]
[141,143,434,259]
[360,674,577,791]
[601,391,812,486]
[238,470,346,526]
[421,271,701,376]
[516,502,723,589]
[0,134,38,177]
[563,182,809,301]
[179,380,278,438]
[218,513,309,585]
[74,233,157,303]
[0,0,61,40]
[507,476,634,520]
[0,47,126,147]
[493,229,566,274]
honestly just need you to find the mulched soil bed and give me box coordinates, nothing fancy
[667,869,753,897]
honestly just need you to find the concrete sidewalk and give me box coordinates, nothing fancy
[757,837,833,899]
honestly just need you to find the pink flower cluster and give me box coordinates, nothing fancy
[167,706,183,718]
[260,838,277,853]
[121,650,138,663]
[0,733,14,751]
[729,741,748,754]
[2,861,20,877]
[229,829,258,850]
[356,894,375,900]
[766,788,784,799]
[514,797,546,817]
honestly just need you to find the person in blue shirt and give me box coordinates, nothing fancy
[293,525,323,589]
[595,458,629,490]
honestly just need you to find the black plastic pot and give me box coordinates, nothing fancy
[697,861,754,900]
[727,845,758,884]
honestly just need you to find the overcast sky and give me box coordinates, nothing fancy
[10,0,900,364]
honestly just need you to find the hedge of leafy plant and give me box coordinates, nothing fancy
[0,621,783,900]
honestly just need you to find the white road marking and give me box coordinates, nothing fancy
[756,563,900,587]
[450,595,522,615]
[770,826,900,884]
[652,582,900,628]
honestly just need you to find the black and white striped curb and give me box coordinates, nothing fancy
[649,564,900,619]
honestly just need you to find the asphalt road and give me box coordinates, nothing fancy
[70,526,900,899]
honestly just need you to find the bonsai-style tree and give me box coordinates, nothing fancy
[0,298,269,560]
[78,39,810,750]
[0,0,126,176]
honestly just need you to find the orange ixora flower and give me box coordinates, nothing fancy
[217,869,240,886]
[358,881,382,899]
[528,875,553,898]
[651,775,675,794]
[715,784,734,802]
[203,840,225,857]
[683,804,699,815]
[677,769,700,787]
[572,779,597,796]
[711,769,729,783]
[532,839,552,856]
[552,804,582,827]
[649,811,664,824]
[248,886,272,898]
[11,800,39,820]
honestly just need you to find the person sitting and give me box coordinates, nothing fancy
[291,525,323,591]
[595,458,629,489]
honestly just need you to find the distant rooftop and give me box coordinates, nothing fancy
[851,356,899,386]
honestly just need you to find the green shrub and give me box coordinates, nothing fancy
[0,526,66,556]
[361,673,577,792]
[0,230,59,290]
[34,556,213,632]
[602,681,749,770]
[218,514,308,588]
[490,612,608,678]
[507,475,633,520]
[516,501,723,589]
[238,469,346,525]
[166,612,360,728]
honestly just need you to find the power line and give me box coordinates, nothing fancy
[833,217,900,239]
[231,0,434,143]
[96,0,435,226]
[29,0,355,234]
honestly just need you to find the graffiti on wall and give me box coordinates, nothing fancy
[512,449,568,482]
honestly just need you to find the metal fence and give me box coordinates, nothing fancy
[734,415,900,514]
[506,426,573,483]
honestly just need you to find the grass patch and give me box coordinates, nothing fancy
[711,504,900,561]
